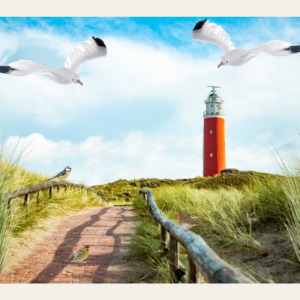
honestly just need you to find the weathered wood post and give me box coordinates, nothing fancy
[7,198,12,211]
[24,193,30,207]
[160,225,168,250]
[57,186,60,193]
[36,190,41,203]
[188,256,201,283]
[169,235,179,283]
[49,187,53,198]
[147,196,151,214]
[143,193,151,214]
[142,193,151,213]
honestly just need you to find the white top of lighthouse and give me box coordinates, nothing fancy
[203,86,225,118]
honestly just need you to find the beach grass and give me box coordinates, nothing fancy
[0,145,109,274]
[130,171,300,283]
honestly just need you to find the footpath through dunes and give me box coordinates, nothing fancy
[0,207,136,283]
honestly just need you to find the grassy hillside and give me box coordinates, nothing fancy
[128,174,300,283]
[5,164,108,236]
[92,172,277,203]
[0,161,109,273]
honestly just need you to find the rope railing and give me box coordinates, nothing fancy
[139,189,253,284]
[3,181,108,208]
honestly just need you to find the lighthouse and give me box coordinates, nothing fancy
[203,86,226,177]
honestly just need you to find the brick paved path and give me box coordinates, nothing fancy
[0,207,135,283]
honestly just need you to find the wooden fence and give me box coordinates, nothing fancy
[139,189,253,284]
[3,181,108,208]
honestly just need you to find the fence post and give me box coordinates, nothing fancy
[7,198,12,211]
[57,186,60,193]
[144,194,151,214]
[37,190,41,203]
[24,193,30,207]
[169,235,179,283]
[49,187,53,198]
[142,193,151,213]
[147,197,151,214]
[188,255,201,283]
[160,225,168,250]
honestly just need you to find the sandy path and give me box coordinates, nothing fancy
[0,207,135,283]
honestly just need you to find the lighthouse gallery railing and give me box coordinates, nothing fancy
[139,189,253,284]
[203,110,225,116]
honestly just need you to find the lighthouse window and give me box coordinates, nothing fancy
[210,130,213,134]
[210,153,213,157]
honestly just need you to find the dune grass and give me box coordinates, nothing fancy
[0,133,28,273]
[0,160,109,274]
[130,173,297,283]
[271,143,300,264]
[12,182,109,237]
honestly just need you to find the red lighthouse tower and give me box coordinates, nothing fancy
[203,86,226,177]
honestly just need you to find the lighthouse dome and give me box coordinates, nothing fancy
[207,90,221,102]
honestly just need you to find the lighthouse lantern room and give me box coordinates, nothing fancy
[203,86,226,177]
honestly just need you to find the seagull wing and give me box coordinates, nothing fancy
[193,19,235,55]
[65,37,107,73]
[0,60,59,79]
[251,40,300,56]
[240,50,262,62]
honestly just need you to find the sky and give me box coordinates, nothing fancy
[1,17,300,185]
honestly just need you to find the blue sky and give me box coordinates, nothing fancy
[1,17,300,185]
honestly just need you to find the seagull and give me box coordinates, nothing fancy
[0,36,107,86]
[192,19,300,68]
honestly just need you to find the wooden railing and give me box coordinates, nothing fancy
[3,181,108,208]
[139,189,253,284]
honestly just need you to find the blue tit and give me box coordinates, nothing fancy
[47,166,72,182]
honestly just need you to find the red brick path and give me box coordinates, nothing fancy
[0,207,135,283]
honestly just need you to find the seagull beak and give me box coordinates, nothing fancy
[77,80,83,86]
[217,62,223,68]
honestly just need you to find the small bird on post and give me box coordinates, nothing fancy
[177,213,206,231]
[47,166,72,182]
[65,245,90,263]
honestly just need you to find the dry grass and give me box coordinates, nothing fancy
[0,160,109,274]
[130,173,300,283]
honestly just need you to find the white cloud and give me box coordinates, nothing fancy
[4,132,280,186]
[1,25,300,132]
[256,131,274,141]
[0,19,300,185]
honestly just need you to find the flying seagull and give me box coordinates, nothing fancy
[0,36,107,86]
[192,19,300,68]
